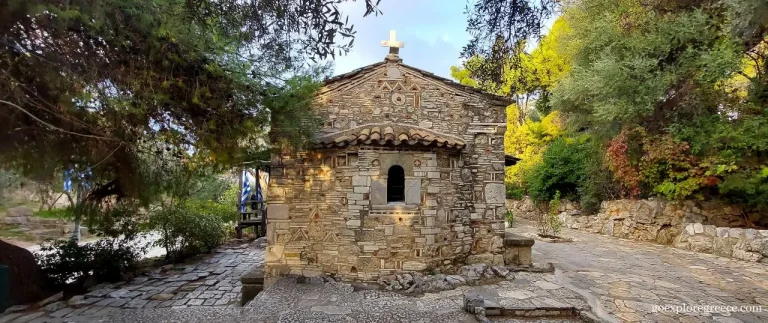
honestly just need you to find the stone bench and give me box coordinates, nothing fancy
[240,267,264,306]
[503,233,534,267]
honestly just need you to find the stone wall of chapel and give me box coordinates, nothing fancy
[315,62,505,137]
[265,61,508,281]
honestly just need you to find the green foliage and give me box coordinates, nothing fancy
[669,112,768,159]
[505,209,515,227]
[184,198,239,225]
[458,0,768,216]
[149,202,228,261]
[36,238,142,286]
[505,109,565,191]
[505,183,524,199]
[461,0,559,85]
[548,191,563,236]
[537,191,563,236]
[187,176,232,203]
[83,201,143,241]
[34,208,72,219]
[0,0,380,216]
[452,22,571,201]
[452,18,572,118]
[527,137,596,201]
[553,0,743,125]
[526,136,608,214]
[718,167,768,210]
[449,65,479,88]
[579,152,615,215]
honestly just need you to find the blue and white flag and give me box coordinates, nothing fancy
[63,169,73,192]
[64,167,93,192]
[241,169,251,212]
[79,168,92,191]
[254,170,264,209]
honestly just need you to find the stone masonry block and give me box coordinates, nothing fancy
[352,175,370,186]
[268,204,290,220]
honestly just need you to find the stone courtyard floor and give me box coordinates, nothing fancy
[514,219,768,323]
[2,220,768,323]
[0,244,264,323]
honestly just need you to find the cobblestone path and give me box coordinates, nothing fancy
[0,245,263,323]
[513,220,768,323]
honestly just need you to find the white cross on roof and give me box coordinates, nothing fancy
[381,30,404,62]
[381,30,404,49]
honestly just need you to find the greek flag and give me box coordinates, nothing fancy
[79,168,93,191]
[254,170,264,209]
[64,168,93,192]
[63,169,73,192]
[241,169,251,212]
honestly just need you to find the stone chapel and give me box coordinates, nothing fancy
[264,31,511,281]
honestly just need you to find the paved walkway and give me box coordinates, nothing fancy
[512,220,768,323]
[3,221,768,322]
[0,244,263,323]
[10,273,588,323]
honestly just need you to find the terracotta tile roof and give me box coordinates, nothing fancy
[314,124,466,150]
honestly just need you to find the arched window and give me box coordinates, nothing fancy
[387,165,405,203]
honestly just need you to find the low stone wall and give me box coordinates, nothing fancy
[506,197,768,262]
[1,207,90,242]
[674,224,768,262]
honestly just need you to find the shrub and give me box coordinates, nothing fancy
[536,191,564,237]
[84,201,143,240]
[528,138,581,202]
[528,137,586,201]
[505,209,515,227]
[89,239,143,282]
[548,192,564,236]
[36,238,142,286]
[149,201,228,261]
[505,183,525,199]
[579,141,615,214]
[526,136,609,214]
[185,198,239,223]
[37,240,91,286]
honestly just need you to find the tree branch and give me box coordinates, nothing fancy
[0,99,118,141]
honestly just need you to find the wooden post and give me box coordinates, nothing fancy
[237,167,244,239]
[238,167,243,213]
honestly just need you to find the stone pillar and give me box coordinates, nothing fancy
[503,233,534,266]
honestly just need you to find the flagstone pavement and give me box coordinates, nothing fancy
[515,220,768,323]
[2,220,768,322]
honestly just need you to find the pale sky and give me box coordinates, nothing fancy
[332,0,557,79]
